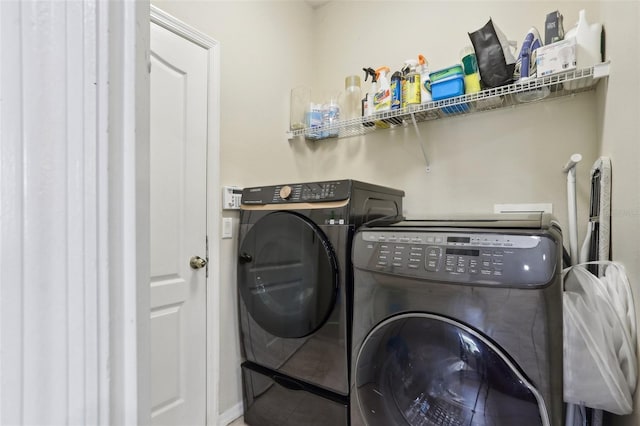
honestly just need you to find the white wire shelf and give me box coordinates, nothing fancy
[287,62,610,141]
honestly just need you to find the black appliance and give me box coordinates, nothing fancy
[237,179,404,426]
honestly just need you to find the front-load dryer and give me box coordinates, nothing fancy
[237,179,404,425]
[350,214,563,426]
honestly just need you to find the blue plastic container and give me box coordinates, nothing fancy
[429,67,468,114]
[431,73,465,101]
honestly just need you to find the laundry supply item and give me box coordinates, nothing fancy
[513,27,550,102]
[417,54,432,103]
[403,59,421,107]
[362,67,377,127]
[390,71,402,110]
[373,66,391,112]
[563,262,637,415]
[536,38,577,77]
[515,27,542,80]
[564,9,604,70]
[429,64,468,114]
[545,10,565,44]
[567,157,612,426]
[459,46,481,93]
[581,157,612,271]
[430,65,465,99]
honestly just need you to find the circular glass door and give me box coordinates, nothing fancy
[355,313,548,426]
[238,211,338,338]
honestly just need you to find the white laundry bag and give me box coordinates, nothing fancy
[563,262,637,415]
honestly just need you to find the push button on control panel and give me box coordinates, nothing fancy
[408,246,424,269]
[424,246,441,271]
[376,244,390,267]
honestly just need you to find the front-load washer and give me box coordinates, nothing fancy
[350,213,563,426]
[237,179,404,425]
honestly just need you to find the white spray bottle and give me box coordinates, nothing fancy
[374,66,391,112]
[418,54,432,103]
[362,67,377,126]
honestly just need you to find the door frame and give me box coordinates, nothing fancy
[150,6,222,424]
[1,1,152,424]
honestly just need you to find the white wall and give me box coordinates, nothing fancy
[151,1,640,424]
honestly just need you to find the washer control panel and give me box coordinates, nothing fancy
[356,230,557,286]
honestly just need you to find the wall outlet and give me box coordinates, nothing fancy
[222,186,243,210]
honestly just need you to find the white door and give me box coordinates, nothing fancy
[149,20,209,425]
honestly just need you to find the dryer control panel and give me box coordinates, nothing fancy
[355,230,558,287]
[242,180,351,204]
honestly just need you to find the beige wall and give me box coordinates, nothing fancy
[152,1,640,423]
[594,2,640,425]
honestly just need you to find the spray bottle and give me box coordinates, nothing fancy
[401,63,409,109]
[362,67,377,126]
[403,59,421,107]
[418,55,432,103]
[374,66,391,112]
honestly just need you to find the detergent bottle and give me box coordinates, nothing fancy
[390,70,402,110]
[374,66,391,112]
[460,46,482,92]
[565,9,603,69]
[401,63,409,109]
[418,54,432,103]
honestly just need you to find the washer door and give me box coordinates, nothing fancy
[238,211,338,339]
[355,313,549,426]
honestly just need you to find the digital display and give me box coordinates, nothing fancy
[447,236,470,243]
[446,248,480,257]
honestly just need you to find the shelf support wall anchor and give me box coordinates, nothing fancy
[410,113,431,173]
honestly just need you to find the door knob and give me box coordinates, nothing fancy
[190,256,207,269]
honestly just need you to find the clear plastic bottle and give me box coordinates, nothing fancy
[323,96,340,138]
[339,75,362,121]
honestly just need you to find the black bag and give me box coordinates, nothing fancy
[469,19,516,88]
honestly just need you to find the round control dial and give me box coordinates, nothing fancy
[279,185,292,200]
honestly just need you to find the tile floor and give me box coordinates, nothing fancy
[227,416,247,426]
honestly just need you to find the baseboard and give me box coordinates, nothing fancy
[217,402,244,426]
